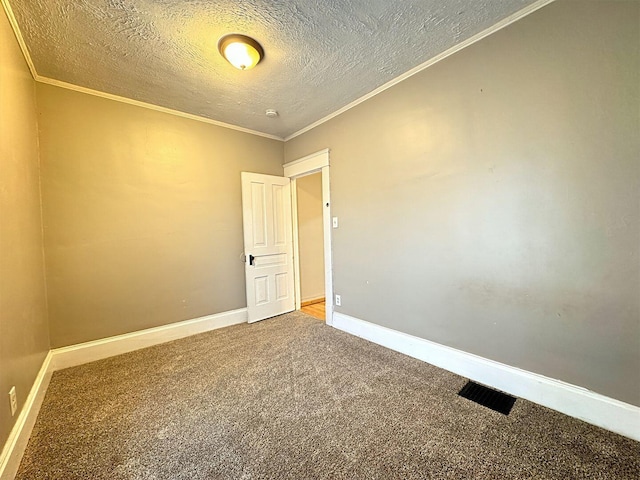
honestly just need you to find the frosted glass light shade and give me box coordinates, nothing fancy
[218,34,264,70]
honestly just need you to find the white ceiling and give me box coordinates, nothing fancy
[8,0,539,139]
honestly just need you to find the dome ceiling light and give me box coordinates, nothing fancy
[218,34,264,71]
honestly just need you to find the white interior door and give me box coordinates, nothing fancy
[241,172,295,323]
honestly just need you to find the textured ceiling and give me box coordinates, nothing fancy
[9,0,538,139]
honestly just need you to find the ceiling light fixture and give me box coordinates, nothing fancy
[218,34,264,70]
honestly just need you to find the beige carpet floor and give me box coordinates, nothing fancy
[16,312,639,479]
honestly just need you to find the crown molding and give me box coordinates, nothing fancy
[36,76,284,141]
[4,0,555,144]
[284,0,556,142]
[1,0,37,78]
[2,0,283,142]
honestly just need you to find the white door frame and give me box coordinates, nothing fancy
[283,149,333,325]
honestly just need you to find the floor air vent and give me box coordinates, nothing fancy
[458,381,516,415]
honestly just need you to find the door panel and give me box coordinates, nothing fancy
[241,172,295,323]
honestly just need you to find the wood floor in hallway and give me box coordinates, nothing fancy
[300,299,325,321]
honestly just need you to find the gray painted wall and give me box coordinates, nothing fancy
[285,1,640,405]
[296,173,325,302]
[0,7,50,449]
[37,84,284,347]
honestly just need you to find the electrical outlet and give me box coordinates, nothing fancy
[335,294,341,306]
[9,386,17,417]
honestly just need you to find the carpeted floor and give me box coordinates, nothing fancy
[16,312,640,479]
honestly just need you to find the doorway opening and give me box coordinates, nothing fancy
[284,149,333,324]
[295,172,325,320]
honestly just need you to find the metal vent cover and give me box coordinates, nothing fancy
[458,381,517,415]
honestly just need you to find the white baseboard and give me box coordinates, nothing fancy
[0,308,247,480]
[51,308,248,371]
[0,352,53,480]
[301,295,325,305]
[333,312,640,441]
